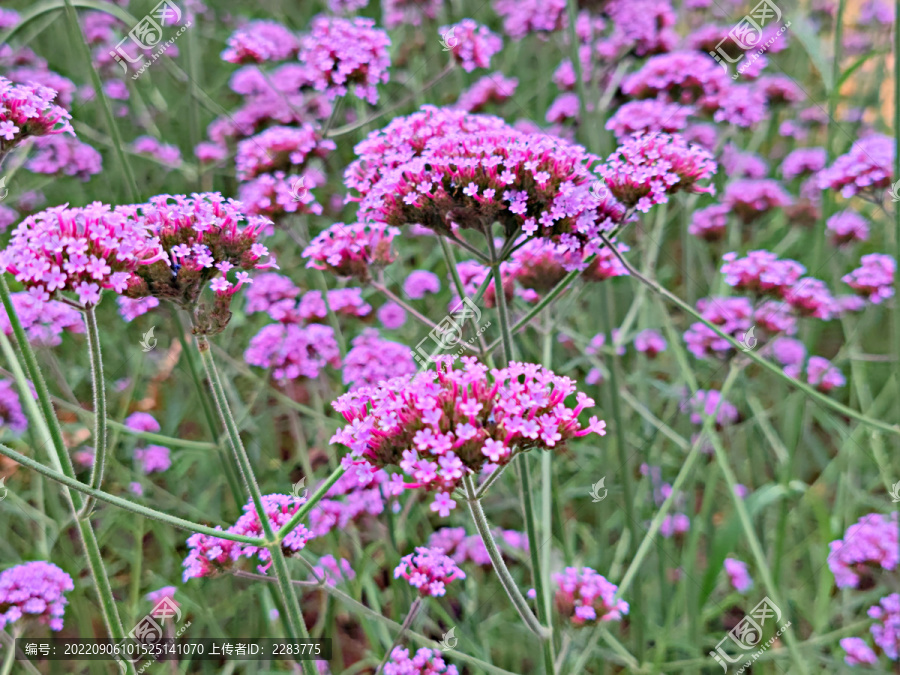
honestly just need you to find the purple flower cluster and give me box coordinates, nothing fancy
[439,20,503,73]
[404,270,441,299]
[605,100,692,140]
[244,322,340,382]
[394,546,466,597]
[492,0,567,41]
[235,125,334,181]
[0,378,27,435]
[299,17,391,104]
[221,20,300,64]
[302,222,399,283]
[297,288,371,322]
[600,132,716,213]
[383,647,458,675]
[826,211,869,244]
[428,527,528,566]
[132,136,182,167]
[307,467,397,538]
[634,329,667,358]
[455,73,518,113]
[817,134,894,199]
[781,147,827,181]
[0,77,73,158]
[688,204,729,241]
[183,494,312,580]
[553,566,628,626]
[0,291,83,346]
[343,329,417,391]
[843,254,895,304]
[0,561,74,632]
[330,357,607,515]
[621,51,730,112]
[682,389,739,428]
[382,0,442,29]
[828,512,898,589]
[723,180,793,223]
[724,558,753,593]
[26,136,102,180]
[124,412,171,474]
[868,594,900,661]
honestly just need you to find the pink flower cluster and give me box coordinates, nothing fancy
[455,74,518,113]
[843,254,895,304]
[330,357,607,515]
[600,132,716,213]
[781,147,827,181]
[553,566,628,626]
[605,100,692,140]
[125,412,171,474]
[235,125,334,181]
[307,467,397,538]
[0,561,74,632]
[492,0,567,41]
[27,136,102,180]
[868,594,900,661]
[382,0,442,29]
[634,329,667,357]
[682,389,739,428]
[299,17,391,104]
[439,20,503,73]
[817,134,894,198]
[1,202,166,307]
[724,558,753,593]
[221,20,300,64]
[297,288,371,322]
[244,322,341,382]
[688,204,729,241]
[302,222,399,283]
[723,180,793,223]
[183,494,312,580]
[404,270,441,299]
[132,136,182,167]
[826,211,869,244]
[383,647,458,675]
[310,555,355,586]
[597,0,678,58]
[0,291,83,346]
[828,512,898,589]
[0,77,73,157]
[394,546,466,597]
[343,329,417,391]
[428,527,528,566]
[620,51,730,112]
[238,170,327,219]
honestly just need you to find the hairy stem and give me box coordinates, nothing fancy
[79,306,107,517]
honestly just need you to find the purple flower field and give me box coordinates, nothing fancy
[0,0,898,673]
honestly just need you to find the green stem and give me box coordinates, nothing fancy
[314,271,347,358]
[375,597,423,674]
[488,235,515,364]
[275,466,347,541]
[463,475,549,639]
[79,306,107,517]
[0,443,265,544]
[195,335,317,675]
[599,233,900,436]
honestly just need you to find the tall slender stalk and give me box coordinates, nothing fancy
[194,334,317,675]
[78,306,107,517]
[462,475,549,640]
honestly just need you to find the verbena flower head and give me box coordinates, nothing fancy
[235,125,334,181]
[806,356,845,392]
[605,100,692,140]
[683,296,753,359]
[723,180,793,223]
[183,494,312,580]
[493,0,567,41]
[0,77,73,158]
[724,558,753,593]
[238,170,326,219]
[553,566,628,626]
[344,105,509,206]
[310,555,355,586]
[243,272,300,318]
[0,378,27,434]
[689,204,729,241]
[817,133,894,199]
[634,329,667,358]
[308,468,397,537]
[0,561,74,631]
[439,20,503,73]
[828,512,898,589]
[299,16,391,104]
[394,546,466,597]
[297,288,372,322]
[781,147,827,181]
[841,637,879,666]
[721,251,805,297]
[245,323,341,382]
[361,127,626,261]
[428,527,528,566]
[404,270,441,299]
[132,136,182,167]
[383,646,459,675]
[620,51,730,112]
[135,444,171,474]
[1,202,166,307]
[383,0,442,29]
[27,136,102,180]
[330,357,606,514]
[827,210,869,245]
[682,389,739,427]
[721,144,768,180]
[302,222,399,283]
[343,329,417,391]
[868,594,900,661]
[125,192,275,334]
[221,20,300,64]
[842,254,895,304]
[600,132,716,213]
[0,292,83,346]
[455,73,518,112]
